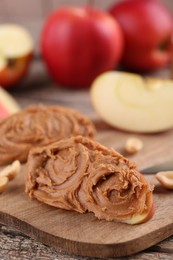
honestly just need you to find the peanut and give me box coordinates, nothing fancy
[156,171,173,190]
[125,137,143,154]
[0,160,21,193]
[0,160,21,181]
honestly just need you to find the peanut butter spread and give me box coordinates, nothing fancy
[26,136,153,222]
[0,105,95,165]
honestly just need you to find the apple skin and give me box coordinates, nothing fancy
[41,6,124,88]
[0,24,34,89]
[109,0,173,71]
[122,171,155,225]
[0,53,32,89]
[0,87,20,119]
[0,104,9,118]
[123,192,155,225]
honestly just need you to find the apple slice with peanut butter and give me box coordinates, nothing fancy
[26,135,154,224]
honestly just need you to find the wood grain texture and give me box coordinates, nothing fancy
[1,225,173,260]
[0,164,173,258]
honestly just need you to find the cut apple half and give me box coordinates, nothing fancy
[0,24,34,89]
[90,71,173,133]
[0,24,33,57]
[0,87,20,119]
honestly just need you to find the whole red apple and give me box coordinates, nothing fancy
[109,0,173,71]
[41,6,124,88]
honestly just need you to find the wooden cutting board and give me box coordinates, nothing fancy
[1,126,173,258]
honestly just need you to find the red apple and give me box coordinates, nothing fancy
[41,6,124,88]
[0,24,34,89]
[0,87,20,119]
[109,0,173,71]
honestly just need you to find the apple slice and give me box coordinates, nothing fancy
[90,71,173,133]
[122,192,155,225]
[0,87,20,119]
[0,24,33,89]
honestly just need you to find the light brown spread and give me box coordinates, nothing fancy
[0,105,96,165]
[26,136,153,222]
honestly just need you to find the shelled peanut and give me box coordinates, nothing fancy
[156,171,173,190]
[0,160,21,193]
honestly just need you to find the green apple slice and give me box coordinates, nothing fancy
[90,71,173,133]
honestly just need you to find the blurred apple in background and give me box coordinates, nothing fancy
[0,24,33,89]
[41,6,124,88]
[109,0,173,71]
[0,87,20,119]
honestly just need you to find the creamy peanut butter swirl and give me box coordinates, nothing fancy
[0,105,95,165]
[26,136,153,222]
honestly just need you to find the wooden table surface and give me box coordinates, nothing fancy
[1,59,173,260]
